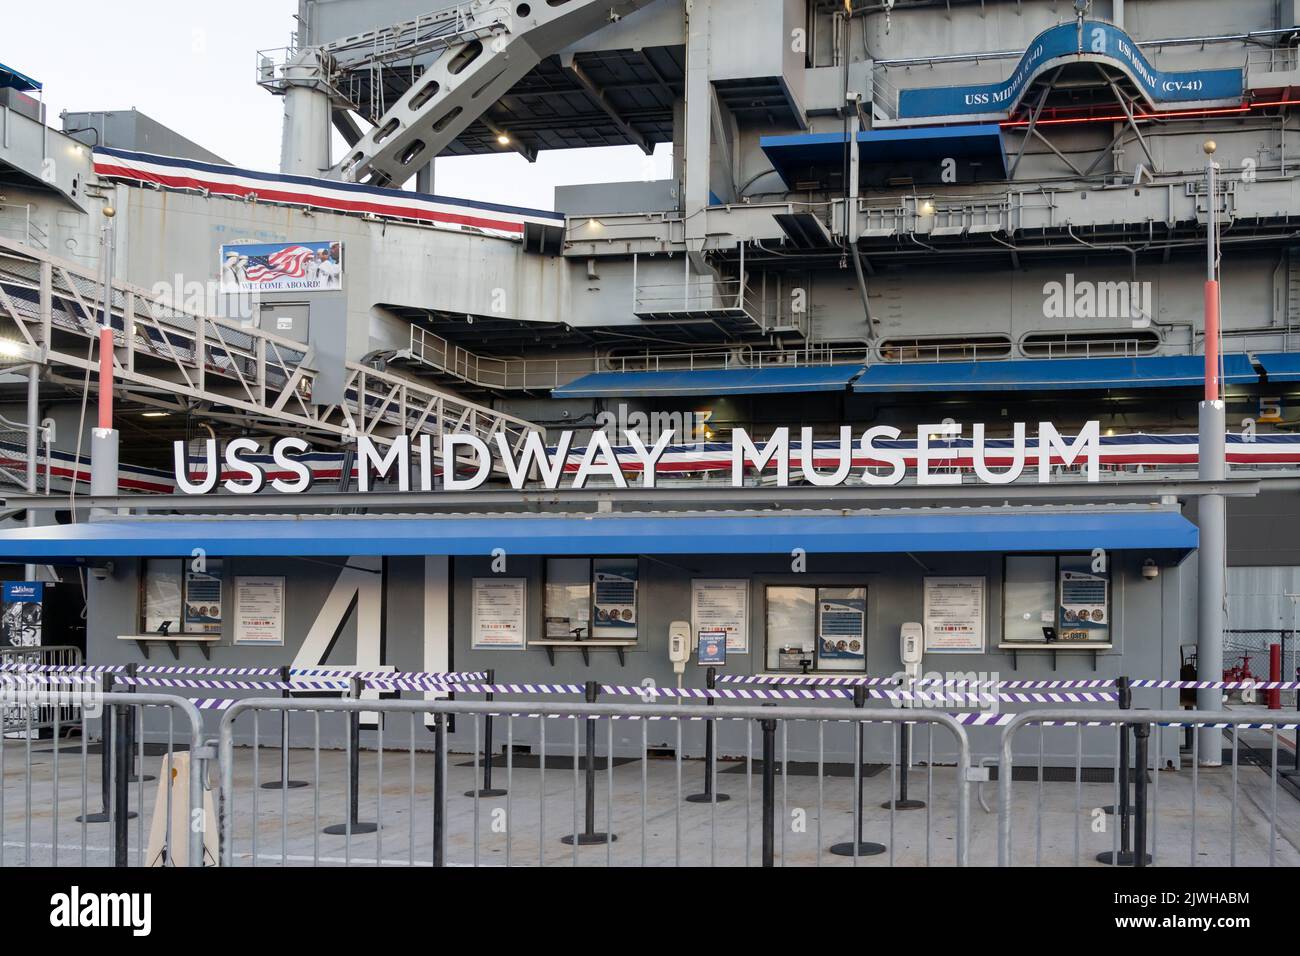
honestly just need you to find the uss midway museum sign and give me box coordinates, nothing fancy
[171,421,1103,495]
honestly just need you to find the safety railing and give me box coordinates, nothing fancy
[0,686,208,866]
[217,692,973,867]
[0,237,542,468]
[997,708,1300,867]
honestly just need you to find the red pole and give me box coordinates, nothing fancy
[1204,279,1220,402]
[97,325,113,431]
[1270,643,1282,710]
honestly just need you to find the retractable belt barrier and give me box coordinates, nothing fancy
[6,661,1294,691]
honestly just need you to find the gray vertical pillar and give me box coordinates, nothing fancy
[24,363,38,580]
[682,0,712,252]
[279,49,332,176]
[1196,402,1226,765]
[415,161,435,195]
[89,428,119,520]
[1197,146,1225,766]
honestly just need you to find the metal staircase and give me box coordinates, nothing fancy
[0,237,540,466]
[330,0,655,186]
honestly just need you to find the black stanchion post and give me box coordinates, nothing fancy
[1103,677,1134,810]
[1098,682,1150,866]
[466,668,506,797]
[882,677,924,811]
[78,673,135,824]
[323,676,378,834]
[687,666,730,803]
[832,684,887,856]
[561,680,615,845]
[433,710,445,867]
[262,665,307,790]
[1132,720,1150,869]
[761,707,776,867]
[113,699,129,867]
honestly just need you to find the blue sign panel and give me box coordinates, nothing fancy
[2,581,43,647]
[696,629,728,666]
[897,20,1243,120]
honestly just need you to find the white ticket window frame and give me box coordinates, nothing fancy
[922,576,987,653]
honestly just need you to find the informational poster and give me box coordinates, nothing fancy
[696,628,728,666]
[544,558,590,639]
[219,240,343,293]
[591,558,637,640]
[691,579,749,652]
[233,576,285,645]
[817,587,866,671]
[142,561,183,634]
[472,578,527,649]
[1,582,43,647]
[1058,568,1109,642]
[183,560,223,634]
[923,576,986,652]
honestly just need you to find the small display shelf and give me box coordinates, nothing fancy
[118,633,220,660]
[529,639,637,666]
[997,642,1113,671]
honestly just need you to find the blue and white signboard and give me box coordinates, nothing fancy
[897,20,1243,121]
[2,581,43,647]
[696,629,728,666]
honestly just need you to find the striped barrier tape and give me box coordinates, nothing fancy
[0,663,125,674]
[117,676,351,692]
[363,680,1116,704]
[716,674,1300,691]
[1,673,102,685]
[0,663,486,681]
[139,665,284,676]
[6,662,1293,691]
[290,668,487,681]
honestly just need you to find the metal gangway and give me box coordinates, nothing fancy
[0,237,540,467]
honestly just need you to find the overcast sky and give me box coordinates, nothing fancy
[8,0,670,209]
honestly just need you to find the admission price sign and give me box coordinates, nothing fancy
[472,578,527,649]
[923,577,986,652]
[233,576,285,645]
[691,579,749,652]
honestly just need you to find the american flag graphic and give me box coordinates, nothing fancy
[243,245,317,283]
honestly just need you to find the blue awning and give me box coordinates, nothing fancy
[0,511,1197,561]
[1255,352,1300,382]
[760,125,1007,188]
[552,365,866,398]
[853,355,1259,393]
[0,61,41,93]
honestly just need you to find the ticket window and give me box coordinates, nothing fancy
[765,585,867,672]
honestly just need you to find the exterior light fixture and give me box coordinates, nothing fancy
[497,133,511,145]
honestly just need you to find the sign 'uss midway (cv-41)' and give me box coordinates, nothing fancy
[171,422,1105,495]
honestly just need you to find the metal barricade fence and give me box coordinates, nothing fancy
[997,709,1300,867]
[0,688,208,866]
[217,697,973,867]
[1,646,85,736]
